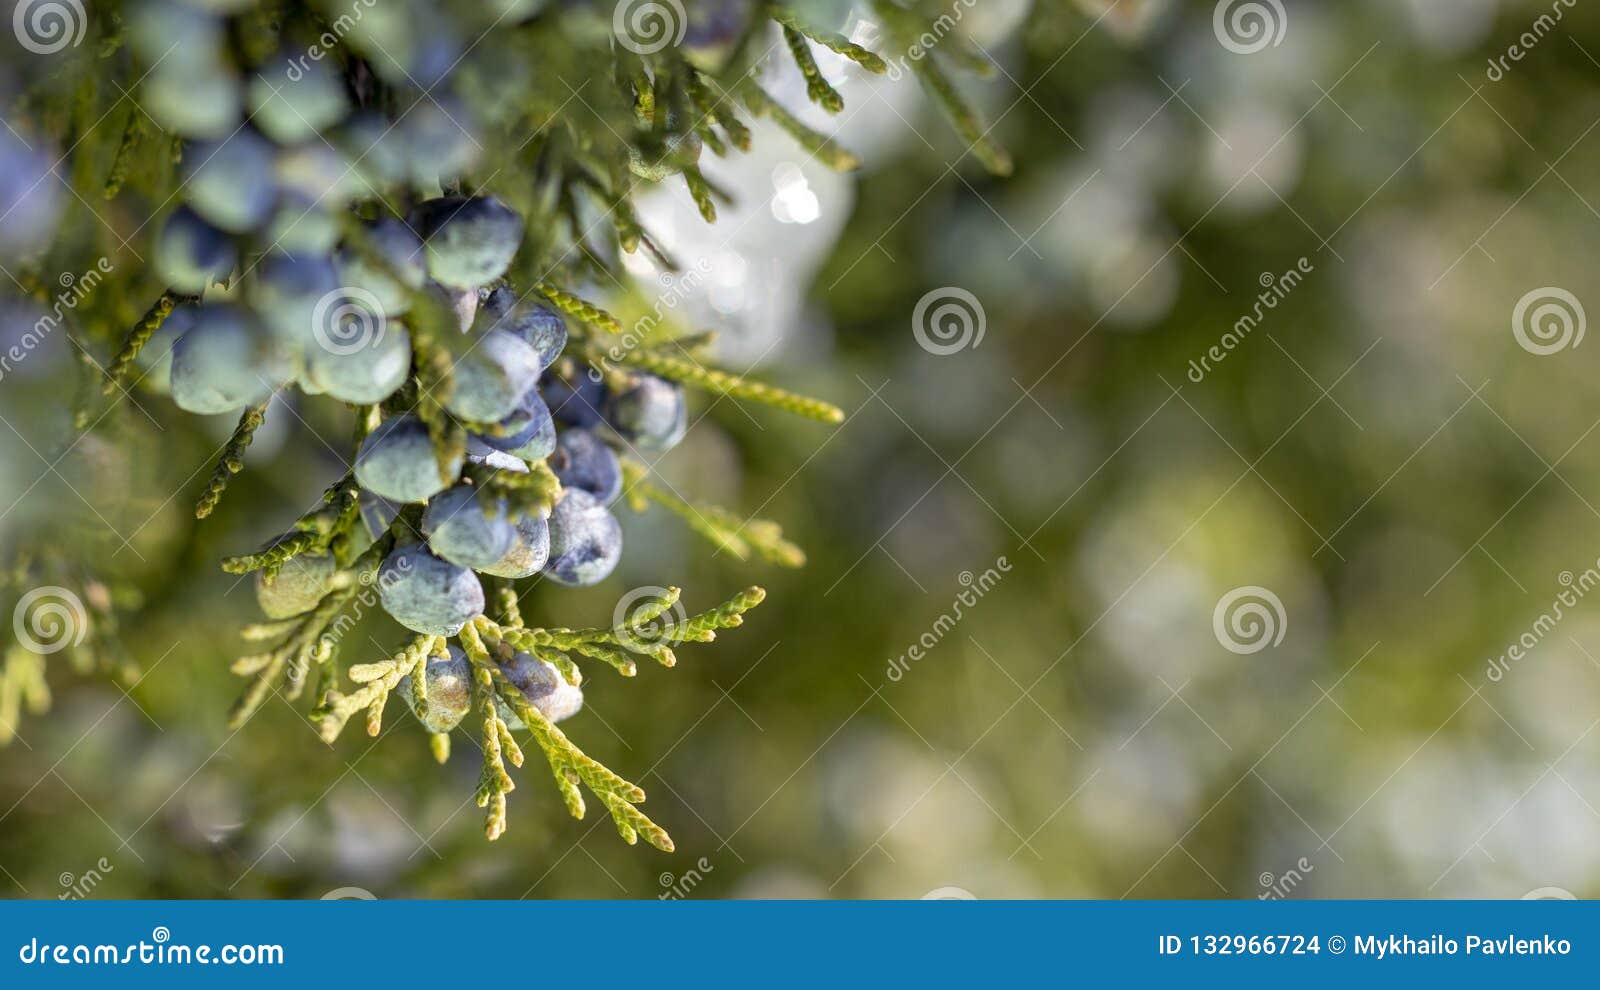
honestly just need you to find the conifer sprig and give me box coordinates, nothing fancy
[194,400,270,519]
[621,460,806,567]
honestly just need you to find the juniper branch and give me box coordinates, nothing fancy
[103,290,180,394]
[194,400,270,519]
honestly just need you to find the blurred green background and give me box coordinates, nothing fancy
[6,0,1600,899]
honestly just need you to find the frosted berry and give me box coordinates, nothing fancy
[249,55,350,144]
[443,330,541,423]
[495,651,583,728]
[169,304,292,414]
[144,61,243,140]
[0,131,62,261]
[155,206,236,295]
[304,322,412,404]
[264,194,342,255]
[355,414,461,504]
[481,287,567,369]
[474,389,556,462]
[550,428,622,503]
[412,196,524,290]
[335,218,426,318]
[248,252,340,354]
[183,129,277,233]
[541,367,607,427]
[254,551,335,619]
[377,543,485,637]
[604,374,687,451]
[397,645,474,733]
[422,485,516,570]
[478,514,551,579]
[543,488,622,587]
